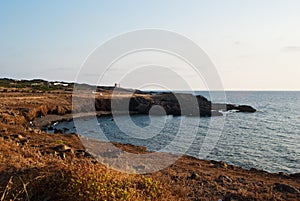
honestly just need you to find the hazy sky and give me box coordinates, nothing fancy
[1,0,300,90]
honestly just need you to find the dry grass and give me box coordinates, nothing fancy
[0,135,175,201]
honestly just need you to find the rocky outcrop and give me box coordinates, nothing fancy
[98,92,255,117]
[226,104,256,113]
[72,87,256,117]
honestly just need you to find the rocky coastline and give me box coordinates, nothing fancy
[0,81,299,201]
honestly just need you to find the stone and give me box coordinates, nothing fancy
[236,105,256,113]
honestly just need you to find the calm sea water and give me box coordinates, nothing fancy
[54,91,300,174]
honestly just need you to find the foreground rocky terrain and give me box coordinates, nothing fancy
[0,81,299,200]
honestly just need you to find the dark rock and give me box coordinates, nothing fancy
[226,104,256,113]
[91,91,256,117]
[236,105,256,113]
[273,183,299,194]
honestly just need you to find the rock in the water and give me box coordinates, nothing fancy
[226,104,256,113]
[236,105,256,113]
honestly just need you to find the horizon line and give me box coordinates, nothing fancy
[1,77,299,92]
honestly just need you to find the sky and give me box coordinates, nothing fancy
[0,0,300,90]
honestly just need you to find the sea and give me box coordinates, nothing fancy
[52,91,300,174]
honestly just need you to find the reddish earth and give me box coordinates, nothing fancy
[0,89,299,200]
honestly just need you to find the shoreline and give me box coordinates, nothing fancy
[36,112,299,175]
[0,87,299,200]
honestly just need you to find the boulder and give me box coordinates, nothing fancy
[226,104,256,113]
[236,105,256,113]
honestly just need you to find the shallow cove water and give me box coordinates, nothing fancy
[52,91,300,174]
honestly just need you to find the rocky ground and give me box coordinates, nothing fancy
[0,86,299,201]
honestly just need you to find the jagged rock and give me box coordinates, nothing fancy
[92,92,256,117]
[236,105,256,113]
[226,104,256,113]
